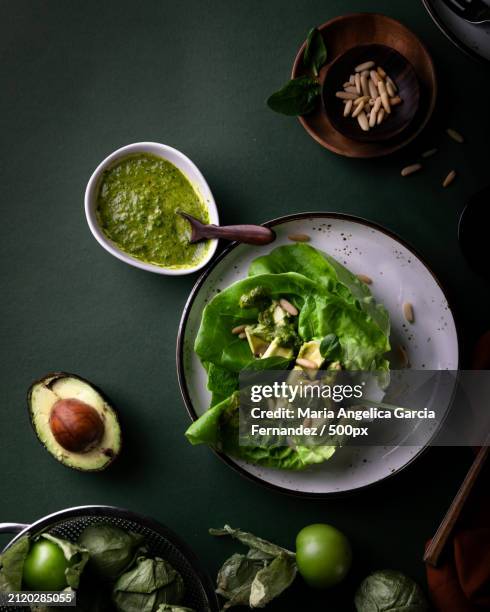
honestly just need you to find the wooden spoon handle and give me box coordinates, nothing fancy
[423,444,489,567]
[200,224,275,245]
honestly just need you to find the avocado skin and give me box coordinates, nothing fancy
[27,371,122,472]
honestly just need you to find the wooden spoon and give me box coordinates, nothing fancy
[178,212,275,246]
[423,331,490,567]
[423,445,489,567]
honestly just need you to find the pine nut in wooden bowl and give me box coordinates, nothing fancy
[322,44,420,142]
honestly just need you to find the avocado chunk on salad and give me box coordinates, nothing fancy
[240,293,301,359]
[185,244,390,470]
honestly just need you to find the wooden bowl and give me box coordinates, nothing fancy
[291,13,437,158]
[322,44,420,143]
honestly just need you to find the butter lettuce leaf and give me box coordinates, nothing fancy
[195,272,320,372]
[186,245,391,470]
[195,269,389,373]
[249,243,390,338]
[205,363,239,407]
[205,360,289,407]
[185,393,337,470]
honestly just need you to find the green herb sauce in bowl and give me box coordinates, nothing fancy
[85,143,219,275]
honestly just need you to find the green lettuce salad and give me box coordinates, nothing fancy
[185,244,390,470]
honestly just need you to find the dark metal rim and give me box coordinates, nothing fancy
[176,212,461,499]
[1,504,219,612]
[421,0,490,66]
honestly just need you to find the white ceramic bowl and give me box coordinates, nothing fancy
[84,142,219,275]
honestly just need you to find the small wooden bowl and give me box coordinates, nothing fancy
[291,13,437,158]
[322,44,420,143]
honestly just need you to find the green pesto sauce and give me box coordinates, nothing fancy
[239,286,271,310]
[240,290,301,351]
[96,153,211,268]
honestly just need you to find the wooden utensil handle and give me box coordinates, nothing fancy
[204,224,275,245]
[423,445,489,567]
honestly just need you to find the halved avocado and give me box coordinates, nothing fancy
[28,372,121,472]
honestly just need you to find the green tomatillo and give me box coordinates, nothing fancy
[22,539,69,591]
[296,523,352,589]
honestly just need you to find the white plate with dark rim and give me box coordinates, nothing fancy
[176,213,459,496]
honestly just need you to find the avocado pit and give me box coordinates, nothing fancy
[49,398,105,453]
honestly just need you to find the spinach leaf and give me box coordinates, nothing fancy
[355,570,430,612]
[211,526,296,610]
[303,28,327,76]
[113,556,185,612]
[320,333,341,361]
[79,524,145,580]
[267,76,320,116]
[0,535,30,592]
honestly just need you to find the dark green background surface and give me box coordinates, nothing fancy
[1,1,489,609]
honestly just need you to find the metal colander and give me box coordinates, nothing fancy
[0,505,219,612]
